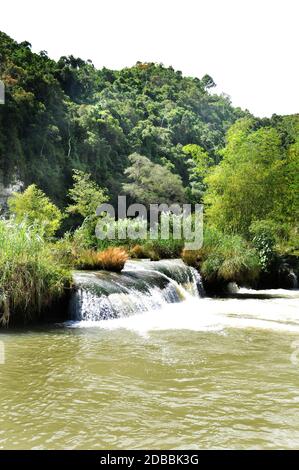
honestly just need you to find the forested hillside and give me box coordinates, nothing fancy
[0,31,298,256]
[0,31,245,206]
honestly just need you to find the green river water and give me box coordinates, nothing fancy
[0,286,299,449]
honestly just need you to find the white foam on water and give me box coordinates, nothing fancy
[70,289,299,335]
[70,259,204,323]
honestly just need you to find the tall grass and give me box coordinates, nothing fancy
[97,247,128,272]
[182,226,260,287]
[74,247,128,272]
[0,221,72,326]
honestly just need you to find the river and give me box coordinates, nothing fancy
[0,260,298,449]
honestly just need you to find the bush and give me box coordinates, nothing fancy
[145,238,184,260]
[73,212,198,263]
[73,217,99,249]
[72,215,148,252]
[67,169,108,219]
[51,234,85,268]
[250,220,277,271]
[203,230,260,284]
[0,221,72,326]
[8,184,63,238]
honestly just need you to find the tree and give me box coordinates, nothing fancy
[123,153,186,206]
[204,118,299,240]
[8,184,63,237]
[182,144,213,202]
[201,74,216,90]
[67,169,108,218]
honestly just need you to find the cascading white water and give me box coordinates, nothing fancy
[70,259,204,322]
[289,269,298,289]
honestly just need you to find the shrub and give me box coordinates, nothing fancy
[67,169,108,218]
[145,238,184,260]
[74,212,195,262]
[8,184,63,238]
[50,233,78,267]
[249,220,277,271]
[73,217,99,249]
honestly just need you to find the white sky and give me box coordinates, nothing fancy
[1,0,298,117]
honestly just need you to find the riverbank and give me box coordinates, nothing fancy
[1,247,298,327]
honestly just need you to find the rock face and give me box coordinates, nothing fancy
[0,179,23,215]
[256,255,299,290]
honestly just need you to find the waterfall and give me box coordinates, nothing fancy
[70,259,204,322]
[289,270,298,289]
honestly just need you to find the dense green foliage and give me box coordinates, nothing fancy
[0,31,244,209]
[66,169,108,219]
[204,115,299,253]
[123,153,186,205]
[182,144,213,202]
[8,184,63,237]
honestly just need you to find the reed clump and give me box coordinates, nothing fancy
[182,227,260,287]
[0,221,72,326]
[75,247,128,272]
[97,247,128,272]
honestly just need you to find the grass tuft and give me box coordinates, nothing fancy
[0,221,72,326]
[182,227,260,286]
[75,247,128,272]
[97,247,128,272]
